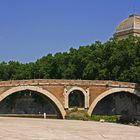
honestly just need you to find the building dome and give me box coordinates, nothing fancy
[114,14,140,39]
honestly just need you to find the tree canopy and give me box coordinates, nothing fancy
[0,36,140,83]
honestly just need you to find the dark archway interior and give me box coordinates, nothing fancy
[69,90,85,108]
[0,90,62,118]
[92,92,140,116]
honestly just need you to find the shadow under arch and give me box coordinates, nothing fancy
[0,86,66,119]
[88,88,140,116]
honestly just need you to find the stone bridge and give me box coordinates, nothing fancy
[0,79,140,119]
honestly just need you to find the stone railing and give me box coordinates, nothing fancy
[0,79,137,89]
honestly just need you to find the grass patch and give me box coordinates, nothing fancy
[90,115,118,123]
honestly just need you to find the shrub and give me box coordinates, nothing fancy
[65,109,89,121]
[118,115,140,126]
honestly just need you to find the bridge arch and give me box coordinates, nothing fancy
[0,86,66,118]
[88,88,140,116]
[64,86,89,109]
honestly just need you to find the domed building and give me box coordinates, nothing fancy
[114,14,140,40]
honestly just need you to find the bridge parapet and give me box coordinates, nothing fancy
[0,79,137,89]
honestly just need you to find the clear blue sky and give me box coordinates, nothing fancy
[0,0,140,63]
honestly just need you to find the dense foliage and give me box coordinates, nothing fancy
[0,36,140,83]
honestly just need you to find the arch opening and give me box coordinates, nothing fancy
[0,86,66,119]
[0,90,62,118]
[69,90,85,108]
[92,91,140,117]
